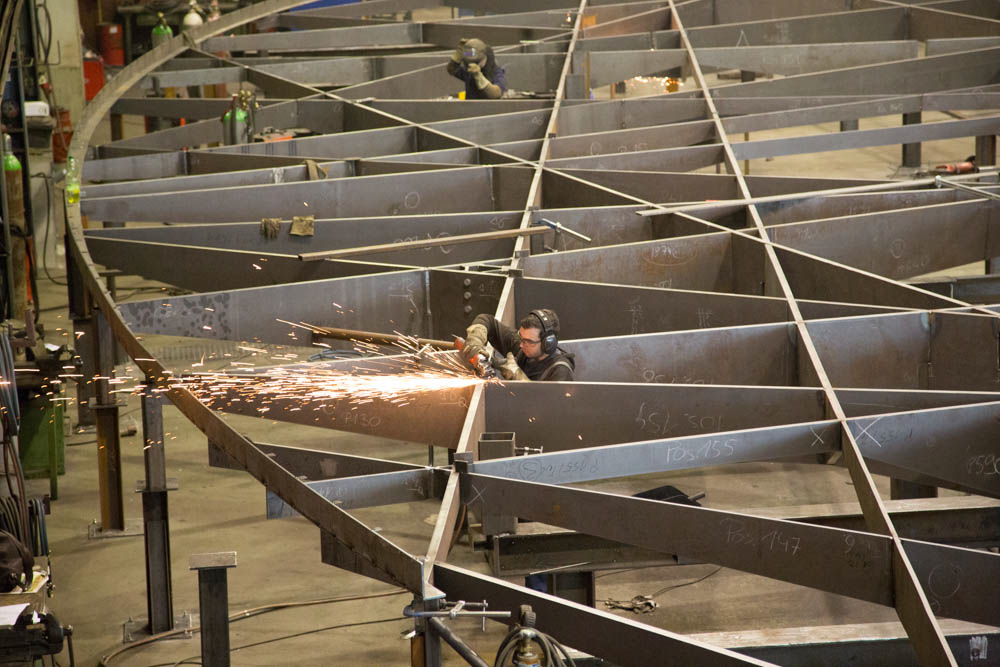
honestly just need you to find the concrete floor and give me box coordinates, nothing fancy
[16,25,997,666]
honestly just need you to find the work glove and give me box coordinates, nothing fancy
[498,352,528,381]
[466,62,491,90]
[452,37,468,62]
[462,323,488,362]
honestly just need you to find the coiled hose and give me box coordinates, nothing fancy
[493,605,575,667]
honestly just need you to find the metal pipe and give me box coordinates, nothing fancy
[298,226,551,261]
[635,168,1000,217]
[311,325,454,350]
[539,218,593,244]
[426,617,491,667]
[934,175,1000,201]
[403,604,511,619]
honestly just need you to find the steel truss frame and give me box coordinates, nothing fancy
[66,0,999,664]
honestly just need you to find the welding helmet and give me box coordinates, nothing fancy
[461,38,488,65]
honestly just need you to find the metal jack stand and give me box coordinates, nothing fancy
[65,247,95,429]
[121,383,187,641]
[191,552,237,667]
[408,597,441,667]
[139,383,180,633]
[87,308,141,538]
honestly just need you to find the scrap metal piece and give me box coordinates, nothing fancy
[605,595,659,614]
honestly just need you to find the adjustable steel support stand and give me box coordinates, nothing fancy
[410,597,442,667]
[65,247,95,427]
[140,383,175,634]
[191,552,237,667]
[92,307,125,532]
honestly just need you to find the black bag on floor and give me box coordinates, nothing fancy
[0,529,34,592]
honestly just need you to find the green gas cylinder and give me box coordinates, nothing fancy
[222,107,248,145]
[2,140,20,173]
[222,108,247,123]
[65,156,80,205]
[3,134,28,318]
[151,13,173,47]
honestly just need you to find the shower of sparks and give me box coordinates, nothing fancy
[35,318,492,424]
[173,365,482,415]
[44,326,484,418]
[170,329,486,415]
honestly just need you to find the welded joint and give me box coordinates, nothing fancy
[135,479,179,493]
[453,452,473,474]
[454,452,474,507]
[920,310,933,333]
[430,467,452,498]
[88,399,126,410]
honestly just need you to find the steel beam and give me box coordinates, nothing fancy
[850,401,1000,497]
[493,496,1000,576]
[768,199,998,280]
[484,382,830,447]
[266,468,449,518]
[693,621,1000,667]
[461,473,895,606]
[470,420,839,482]
[86,240,405,292]
[82,167,504,223]
[712,47,1000,98]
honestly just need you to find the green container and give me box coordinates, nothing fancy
[3,152,20,172]
[152,18,173,47]
[18,395,65,479]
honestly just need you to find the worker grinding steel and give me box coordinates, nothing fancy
[462,309,575,381]
[447,38,507,100]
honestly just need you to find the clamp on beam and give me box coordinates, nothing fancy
[538,218,593,244]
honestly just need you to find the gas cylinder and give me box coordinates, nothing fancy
[3,134,29,319]
[65,156,80,205]
[182,0,203,31]
[222,105,248,145]
[151,13,173,47]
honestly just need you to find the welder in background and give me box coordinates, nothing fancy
[446,38,507,100]
[461,309,575,381]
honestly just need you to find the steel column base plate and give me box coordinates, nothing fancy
[122,611,195,643]
[88,518,144,539]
